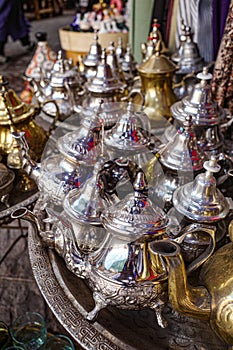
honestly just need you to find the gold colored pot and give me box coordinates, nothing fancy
[0,76,51,162]
[137,43,178,131]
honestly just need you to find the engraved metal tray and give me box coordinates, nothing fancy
[27,207,229,350]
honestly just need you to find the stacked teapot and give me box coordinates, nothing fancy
[165,67,227,159]
[31,50,84,122]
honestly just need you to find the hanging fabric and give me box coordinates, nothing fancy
[175,0,213,62]
[212,0,231,60]
[211,0,233,114]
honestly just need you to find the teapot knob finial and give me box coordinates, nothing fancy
[203,156,221,175]
[197,66,212,81]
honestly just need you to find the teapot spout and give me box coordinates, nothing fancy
[12,131,41,182]
[29,77,47,100]
[11,207,43,244]
[149,240,211,320]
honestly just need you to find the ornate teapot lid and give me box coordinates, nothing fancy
[171,67,226,125]
[82,31,102,68]
[57,100,104,164]
[171,23,204,73]
[49,51,82,89]
[138,41,177,76]
[141,19,167,62]
[101,171,168,240]
[63,156,109,225]
[106,41,126,83]
[121,43,138,75]
[171,19,187,63]
[0,76,35,125]
[85,49,126,94]
[115,36,125,63]
[104,102,151,152]
[159,115,205,171]
[172,157,230,222]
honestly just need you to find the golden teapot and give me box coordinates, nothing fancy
[0,75,53,163]
[149,219,233,345]
[137,42,177,132]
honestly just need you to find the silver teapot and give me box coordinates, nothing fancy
[32,50,84,121]
[145,115,205,211]
[82,31,102,80]
[12,102,105,207]
[171,21,204,75]
[104,101,157,168]
[168,67,226,156]
[167,157,230,264]
[12,157,219,329]
[78,49,127,129]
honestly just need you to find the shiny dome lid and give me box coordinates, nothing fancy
[0,76,35,125]
[49,50,82,88]
[171,19,187,63]
[159,115,205,171]
[171,67,226,125]
[172,157,230,222]
[57,100,104,164]
[106,41,126,83]
[101,172,168,240]
[85,49,126,94]
[138,41,177,76]
[104,102,151,152]
[63,156,109,225]
[171,23,204,73]
[82,31,102,68]
[121,43,138,74]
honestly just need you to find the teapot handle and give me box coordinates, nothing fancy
[172,71,196,90]
[121,89,145,109]
[173,223,216,275]
[39,99,60,137]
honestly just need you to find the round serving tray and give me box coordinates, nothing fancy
[27,206,228,350]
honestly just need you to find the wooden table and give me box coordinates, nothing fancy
[23,0,64,20]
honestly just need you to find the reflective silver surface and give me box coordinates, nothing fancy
[171,22,204,74]
[172,157,230,222]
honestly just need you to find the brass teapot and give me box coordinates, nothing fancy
[0,75,53,163]
[137,42,177,132]
[149,219,233,345]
